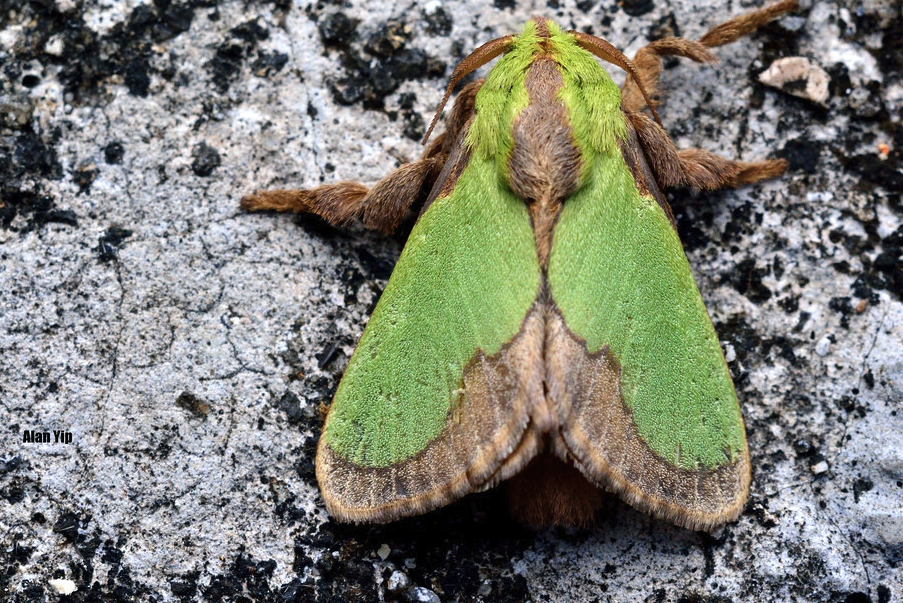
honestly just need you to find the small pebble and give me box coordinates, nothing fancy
[387,570,410,593]
[405,586,441,603]
[477,580,492,596]
[810,460,829,475]
[48,579,77,595]
[44,35,65,56]
[722,341,736,363]
[815,336,832,357]
[377,543,391,560]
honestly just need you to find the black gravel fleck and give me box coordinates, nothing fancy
[190,142,221,177]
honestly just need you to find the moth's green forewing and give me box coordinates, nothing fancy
[321,154,540,466]
[548,30,746,470]
[317,32,546,520]
[543,27,749,529]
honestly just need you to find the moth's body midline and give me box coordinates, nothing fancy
[509,55,582,268]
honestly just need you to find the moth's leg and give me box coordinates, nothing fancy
[697,0,800,48]
[241,80,483,234]
[240,157,444,234]
[621,38,717,113]
[621,0,799,113]
[675,148,788,190]
[627,111,787,191]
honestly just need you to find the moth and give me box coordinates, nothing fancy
[242,0,797,531]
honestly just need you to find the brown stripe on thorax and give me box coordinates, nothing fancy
[508,58,582,268]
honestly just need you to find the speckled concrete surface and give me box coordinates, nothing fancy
[1,0,901,601]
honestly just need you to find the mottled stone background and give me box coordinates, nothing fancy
[1,0,902,601]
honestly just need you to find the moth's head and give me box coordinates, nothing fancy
[421,19,660,145]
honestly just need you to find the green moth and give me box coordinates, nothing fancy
[243,0,797,531]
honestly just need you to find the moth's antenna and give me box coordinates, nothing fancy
[568,31,663,127]
[422,35,515,145]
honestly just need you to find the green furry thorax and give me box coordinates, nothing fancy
[464,21,538,169]
[548,23,627,165]
[466,20,627,181]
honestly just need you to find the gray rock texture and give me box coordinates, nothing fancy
[1,0,902,601]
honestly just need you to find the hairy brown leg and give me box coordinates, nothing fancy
[240,159,443,234]
[676,148,788,190]
[621,38,717,113]
[621,0,800,113]
[698,0,801,47]
[241,80,484,234]
[627,111,787,191]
